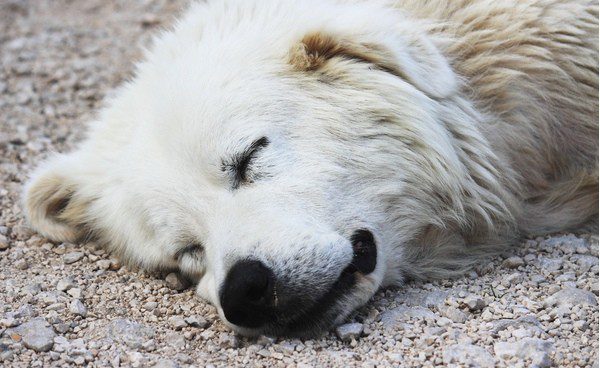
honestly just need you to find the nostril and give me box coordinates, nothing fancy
[346,229,377,275]
[220,259,274,328]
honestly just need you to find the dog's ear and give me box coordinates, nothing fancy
[290,29,456,98]
[23,153,91,242]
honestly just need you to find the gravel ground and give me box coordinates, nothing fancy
[0,1,598,367]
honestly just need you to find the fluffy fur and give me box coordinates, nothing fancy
[23,0,598,336]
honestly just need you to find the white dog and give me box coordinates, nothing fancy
[23,0,598,336]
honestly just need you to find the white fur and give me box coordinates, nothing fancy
[23,0,598,336]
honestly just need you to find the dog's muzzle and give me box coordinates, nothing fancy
[219,230,377,330]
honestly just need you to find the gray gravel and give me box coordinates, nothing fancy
[0,1,598,367]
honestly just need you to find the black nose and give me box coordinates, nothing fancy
[344,229,377,275]
[220,259,275,328]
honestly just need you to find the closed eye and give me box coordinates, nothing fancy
[222,137,269,189]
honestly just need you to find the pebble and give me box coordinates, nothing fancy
[107,319,155,350]
[96,259,112,270]
[165,273,188,291]
[0,235,9,250]
[143,302,158,311]
[57,277,76,292]
[378,306,436,330]
[11,225,34,240]
[462,295,487,311]
[69,300,87,317]
[494,338,554,368]
[502,256,525,269]
[505,272,523,284]
[154,359,180,368]
[544,288,598,308]
[437,317,453,327]
[67,288,82,299]
[335,323,363,342]
[536,257,563,272]
[63,252,84,264]
[490,315,544,336]
[12,318,56,352]
[165,332,186,350]
[443,343,494,367]
[441,306,468,323]
[15,259,29,270]
[571,255,599,272]
[168,316,187,330]
[184,316,209,328]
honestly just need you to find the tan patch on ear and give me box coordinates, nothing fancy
[290,32,396,73]
[25,173,89,242]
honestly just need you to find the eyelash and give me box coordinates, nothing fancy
[223,137,269,189]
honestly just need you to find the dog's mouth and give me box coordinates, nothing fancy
[222,229,378,337]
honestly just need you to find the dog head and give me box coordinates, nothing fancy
[23,0,510,336]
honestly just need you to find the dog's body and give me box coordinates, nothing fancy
[24,0,598,336]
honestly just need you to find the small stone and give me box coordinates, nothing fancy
[57,277,76,292]
[109,259,122,271]
[573,320,588,331]
[490,315,544,336]
[125,351,146,367]
[441,306,468,323]
[165,332,186,349]
[512,327,533,339]
[13,318,56,352]
[52,336,69,353]
[0,235,9,250]
[571,255,599,272]
[63,252,84,264]
[168,316,187,330]
[142,302,158,311]
[505,272,523,284]
[443,343,494,368]
[0,317,19,328]
[165,273,188,291]
[14,259,28,270]
[107,319,155,350]
[555,272,576,283]
[11,225,34,240]
[67,288,82,299]
[437,317,453,327]
[219,333,239,348]
[96,260,112,270]
[544,288,598,308]
[378,306,436,330]
[335,323,363,342]
[502,256,524,269]
[536,257,562,272]
[257,349,271,357]
[153,359,180,368]
[494,338,553,368]
[462,295,486,311]
[524,254,536,263]
[69,300,87,317]
[184,316,208,328]
[142,339,156,351]
[54,323,70,334]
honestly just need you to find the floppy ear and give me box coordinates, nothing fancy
[23,153,91,243]
[290,29,457,99]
